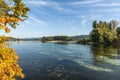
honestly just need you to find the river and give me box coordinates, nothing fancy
[9,41,120,80]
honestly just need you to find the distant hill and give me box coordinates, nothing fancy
[71,35,90,40]
[19,38,41,41]
[6,35,89,41]
[8,37,41,41]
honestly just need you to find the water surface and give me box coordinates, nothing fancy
[10,41,120,80]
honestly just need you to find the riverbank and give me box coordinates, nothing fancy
[43,40,77,44]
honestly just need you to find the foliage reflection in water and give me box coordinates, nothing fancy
[10,42,120,80]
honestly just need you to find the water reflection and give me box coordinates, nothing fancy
[91,44,120,66]
[10,42,120,80]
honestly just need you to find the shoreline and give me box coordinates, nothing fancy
[42,40,78,44]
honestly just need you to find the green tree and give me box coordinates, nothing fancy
[92,20,97,28]
[90,20,115,43]
[109,20,118,39]
[117,27,120,37]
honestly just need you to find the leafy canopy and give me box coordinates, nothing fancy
[0,0,30,79]
[90,20,118,43]
[0,0,30,32]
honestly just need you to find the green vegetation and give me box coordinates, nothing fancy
[41,36,72,42]
[76,39,91,44]
[0,0,29,79]
[117,27,120,37]
[90,20,119,44]
[76,20,120,45]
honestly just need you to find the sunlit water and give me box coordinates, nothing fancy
[9,41,120,80]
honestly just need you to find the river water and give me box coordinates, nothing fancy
[10,41,120,80]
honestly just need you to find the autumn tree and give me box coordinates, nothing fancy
[0,0,30,32]
[0,0,30,80]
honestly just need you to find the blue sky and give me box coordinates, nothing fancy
[2,0,120,38]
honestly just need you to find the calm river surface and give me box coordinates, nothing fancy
[9,41,120,80]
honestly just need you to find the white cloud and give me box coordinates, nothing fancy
[95,8,120,12]
[26,0,64,11]
[89,3,120,7]
[25,0,76,13]
[79,15,102,27]
[30,6,48,17]
[68,0,105,5]
[30,16,45,24]
[81,17,87,27]
[25,15,45,25]
[27,1,48,6]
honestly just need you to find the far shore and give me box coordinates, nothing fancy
[43,40,78,44]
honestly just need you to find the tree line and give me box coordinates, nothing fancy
[41,36,72,42]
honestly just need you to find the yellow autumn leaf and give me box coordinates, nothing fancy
[0,24,4,30]
[4,27,10,33]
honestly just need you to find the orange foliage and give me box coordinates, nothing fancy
[0,16,21,33]
[0,37,24,80]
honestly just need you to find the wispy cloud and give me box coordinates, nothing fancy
[30,6,49,17]
[26,0,64,11]
[79,15,102,27]
[68,0,105,5]
[30,16,45,24]
[95,8,120,12]
[26,15,45,25]
[81,17,87,27]
[27,1,48,6]
[25,0,77,13]
[88,3,120,7]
